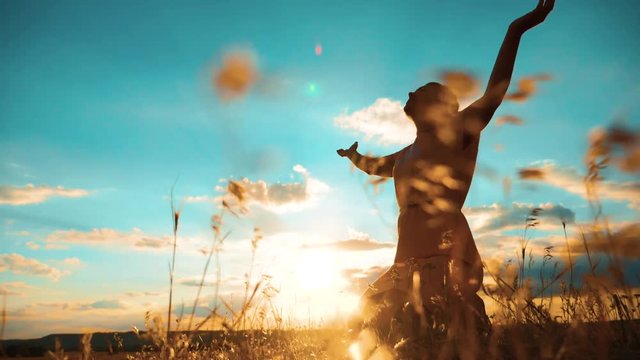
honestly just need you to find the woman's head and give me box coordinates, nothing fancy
[404,82,459,131]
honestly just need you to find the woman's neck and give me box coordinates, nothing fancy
[415,129,435,141]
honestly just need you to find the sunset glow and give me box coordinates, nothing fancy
[1,0,638,345]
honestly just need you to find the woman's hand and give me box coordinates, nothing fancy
[337,141,358,159]
[510,0,555,34]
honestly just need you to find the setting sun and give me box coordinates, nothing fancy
[297,250,341,291]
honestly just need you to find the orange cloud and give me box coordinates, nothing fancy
[312,239,394,251]
[45,228,171,250]
[495,115,524,127]
[505,74,552,103]
[0,253,68,281]
[0,281,33,296]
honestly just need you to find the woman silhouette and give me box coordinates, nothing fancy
[338,0,555,336]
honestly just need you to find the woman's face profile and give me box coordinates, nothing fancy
[404,83,459,131]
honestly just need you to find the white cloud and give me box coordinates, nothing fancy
[7,230,30,237]
[176,275,239,288]
[63,257,82,266]
[0,184,89,205]
[519,161,640,209]
[45,228,172,250]
[187,165,330,213]
[13,298,128,315]
[463,202,576,235]
[44,243,68,250]
[0,253,68,281]
[80,299,126,310]
[341,265,387,294]
[124,291,162,298]
[334,98,415,146]
[303,228,394,251]
[183,195,212,203]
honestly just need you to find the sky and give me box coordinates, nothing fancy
[1,0,639,339]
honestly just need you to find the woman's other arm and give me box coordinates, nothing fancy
[461,0,555,137]
[337,141,398,177]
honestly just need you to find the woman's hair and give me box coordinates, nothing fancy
[416,82,459,110]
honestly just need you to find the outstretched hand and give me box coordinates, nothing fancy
[337,141,358,158]
[511,0,555,33]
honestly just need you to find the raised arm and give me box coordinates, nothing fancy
[461,0,555,133]
[337,141,398,177]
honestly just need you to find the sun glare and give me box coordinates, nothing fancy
[295,250,341,291]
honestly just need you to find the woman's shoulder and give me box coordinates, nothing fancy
[394,144,412,158]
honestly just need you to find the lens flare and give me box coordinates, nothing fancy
[306,82,319,96]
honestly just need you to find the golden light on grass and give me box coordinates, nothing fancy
[348,328,378,360]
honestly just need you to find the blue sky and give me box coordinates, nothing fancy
[1,0,639,338]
